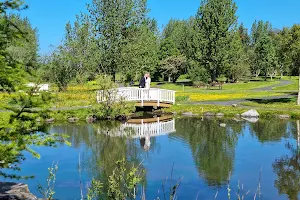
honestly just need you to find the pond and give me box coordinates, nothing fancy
[4,117,300,200]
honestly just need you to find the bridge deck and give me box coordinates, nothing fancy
[97,87,176,107]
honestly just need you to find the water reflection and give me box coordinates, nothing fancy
[97,116,176,151]
[273,120,300,200]
[18,117,300,199]
[173,118,242,187]
[250,119,289,143]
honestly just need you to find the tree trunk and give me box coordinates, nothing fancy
[297,120,300,149]
[298,72,300,105]
[265,72,267,81]
[168,75,171,83]
[212,69,217,82]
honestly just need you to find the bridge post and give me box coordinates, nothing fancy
[141,89,144,106]
[157,89,160,107]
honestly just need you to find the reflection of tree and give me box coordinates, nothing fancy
[173,118,241,186]
[273,120,300,200]
[53,122,147,197]
[250,119,288,143]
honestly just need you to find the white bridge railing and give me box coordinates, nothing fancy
[97,118,176,138]
[97,87,176,106]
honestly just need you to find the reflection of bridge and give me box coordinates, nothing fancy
[97,87,176,107]
[97,116,176,138]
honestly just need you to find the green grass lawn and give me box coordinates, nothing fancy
[164,104,300,118]
[241,96,300,109]
[158,80,281,92]
[273,79,298,91]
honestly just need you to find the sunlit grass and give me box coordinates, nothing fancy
[176,91,284,102]
[158,81,280,92]
[273,80,298,91]
[241,97,300,109]
[165,104,300,118]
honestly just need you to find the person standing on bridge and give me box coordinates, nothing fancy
[139,73,147,88]
[145,73,151,89]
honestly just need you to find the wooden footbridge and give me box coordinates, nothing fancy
[97,116,176,138]
[97,87,176,108]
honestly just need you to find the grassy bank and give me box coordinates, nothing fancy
[1,78,299,122]
[164,104,300,118]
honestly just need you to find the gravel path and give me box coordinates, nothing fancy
[253,80,292,91]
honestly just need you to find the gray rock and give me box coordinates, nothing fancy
[86,116,97,123]
[235,114,241,118]
[182,112,198,116]
[204,112,215,116]
[241,109,259,118]
[68,117,79,123]
[278,114,290,119]
[219,123,226,127]
[232,104,238,107]
[216,113,224,118]
[0,182,37,200]
[45,118,55,123]
[233,117,243,122]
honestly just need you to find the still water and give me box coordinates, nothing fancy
[5,117,300,200]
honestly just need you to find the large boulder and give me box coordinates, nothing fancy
[241,109,259,118]
[0,182,37,200]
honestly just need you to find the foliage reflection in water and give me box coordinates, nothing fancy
[4,117,300,200]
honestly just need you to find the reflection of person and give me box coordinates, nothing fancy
[139,74,147,88]
[139,135,151,151]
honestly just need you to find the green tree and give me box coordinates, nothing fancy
[5,14,38,72]
[288,25,300,105]
[274,27,293,78]
[250,20,277,79]
[65,15,101,83]
[0,1,29,91]
[238,23,250,49]
[226,30,250,82]
[45,48,76,91]
[88,0,149,80]
[254,33,277,80]
[121,22,159,82]
[162,18,195,59]
[160,55,187,83]
[188,60,210,84]
[194,0,237,81]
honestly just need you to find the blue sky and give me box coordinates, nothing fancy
[20,0,300,54]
